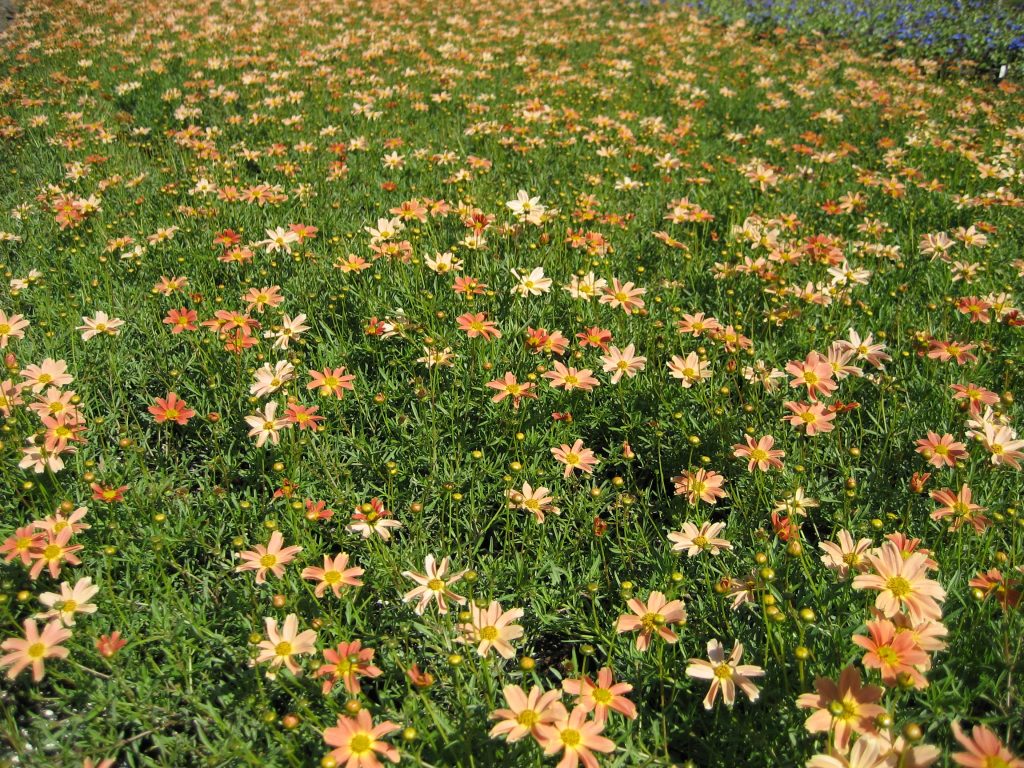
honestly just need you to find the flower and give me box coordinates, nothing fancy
[486,372,537,409]
[929,483,989,533]
[301,552,364,597]
[316,640,382,695]
[401,554,467,615]
[245,401,290,447]
[1,618,72,682]
[852,541,946,622]
[507,482,559,523]
[819,531,874,580]
[685,639,764,708]
[77,311,125,340]
[543,361,600,392]
[96,631,127,658]
[806,737,888,768]
[562,667,637,724]
[490,684,566,742]
[456,311,501,341]
[308,367,356,399]
[796,666,885,752]
[732,434,785,472]
[600,344,646,384]
[783,401,836,436]
[671,468,728,505]
[535,706,616,768]
[551,439,599,478]
[668,521,732,557]
[235,531,302,584]
[254,613,317,677]
[148,392,196,425]
[323,710,400,768]
[667,351,712,387]
[600,278,645,313]
[785,351,836,400]
[852,617,930,688]
[951,721,1024,768]
[914,431,967,468]
[347,498,403,540]
[36,577,100,626]
[29,528,83,580]
[615,590,686,651]
[457,600,524,658]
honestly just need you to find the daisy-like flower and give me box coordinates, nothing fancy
[323,710,400,768]
[36,577,100,626]
[245,401,290,447]
[401,554,467,615]
[914,431,967,468]
[254,613,317,677]
[951,721,1024,768]
[456,312,501,341]
[486,372,536,409]
[667,351,712,387]
[265,313,309,350]
[669,521,732,557]
[511,266,553,297]
[543,361,600,392]
[250,360,295,398]
[29,528,83,580]
[929,484,989,533]
[671,468,728,505]
[301,552,364,598]
[950,382,999,415]
[535,706,616,768]
[785,351,837,400]
[783,401,836,436]
[796,666,885,752]
[20,358,73,393]
[615,590,686,651]
[307,367,356,400]
[0,618,72,682]
[235,531,302,585]
[347,498,403,540]
[806,737,888,768]
[600,278,646,314]
[852,617,929,689]
[562,667,637,725]
[600,344,646,384]
[77,311,125,341]
[315,640,382,695]
[732,434,785,472]
[490,684,566,743]
[507,482,560,523]
[457,600,525,659]
[819,531,875,580]
[980,423,1024,469]
[551,439,600,478]
[685,639,764,709]
[852,541,946,623]
[148,392,196,425]
[0,310,30,348]
[0,526,43,565]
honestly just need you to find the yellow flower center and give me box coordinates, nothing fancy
[516,709,538,727]
[876,646,899,665]
[560,728,582,748]
[693,535,709,549]
[592,688,613,705]
[714,663,734,679]
[886,576,912,598]
[349,733,373,755]
[427,578,445,592]
[274,641,292,657]
[479,626,499,641]
[259,554,277,568]
[43,544,62,560]
[27,642,46,659]
[164,408,179,419]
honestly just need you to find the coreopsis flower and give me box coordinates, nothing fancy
[666,352,711,387]
[806,737,888,768]
[951,721,1024,768]
[535,706,616,768]
[259,226,300,254]
[0,310,30,347]
[77,311,125,340]
[852,617,929,689]
[301,552,364,598]
[929,484,989,533]
[96,631,126,658]
[668,521,732,557]
[308,367,355,400]
[927,340,977,365]
[347,498,403,540]
[852,541,946,622]
[950,382,999,415]
[242,285,284,313]
[551,439,600,478]
[685,639,764,709]
[507,482,559,523]
[543,361,600,392]
[265,313,309,350]
[283,402,324,431]
[316,640,382,695]
[1,526,43,565]
[20,358,73,392]
[819,531,874,580]
[401,554,467,615]
[615,590,686,651]
[456,312,501,341]
[732,434,785,472]
[91,483,128,504]
[254,614,316,677]
[245,401,290,447]
[562,667,637,724]
[250,360,295,397]
[773,487,818,517]
[29,528,83,580]
[235,531,302,584]
[0,378,24,416]
[489,684,566,742]
[968,568,1022,610]
[671,468,728,505]
[148,392,196,425]
[600,344,646,384]
[785,352,836,400]
[838,329,891,369]
[511,267,552,297]
[914,431,968,468]
[36,577,99,626]
[322,710,400,768]
[784,401,836,436]
[980,423,1024,469]
[0,618,72,682]
[600,278,646,313]
[405,664,434,688]
[796,666,885,752]
[457,600,525,659]
[577,326,612,352]
[563,272,607,300]
[486,373,536,409]
[417,346,456,368]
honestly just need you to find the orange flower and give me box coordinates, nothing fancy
[951,721,1024,768]
[615,590,686,651]
[796,665,885,752]
[323,710,400,768]
[316,640,382,695]
[562,667,637,724]
[852,541,946,622]
[535,706,616,768]
[301,552,364,598]
[1,618,72,682]
[489,684,566,743]
[148,392,196,425]
[235,531,302,585]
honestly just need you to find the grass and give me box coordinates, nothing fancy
[0,0,1022,766]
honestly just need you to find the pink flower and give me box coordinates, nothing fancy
[615,590,686,651]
